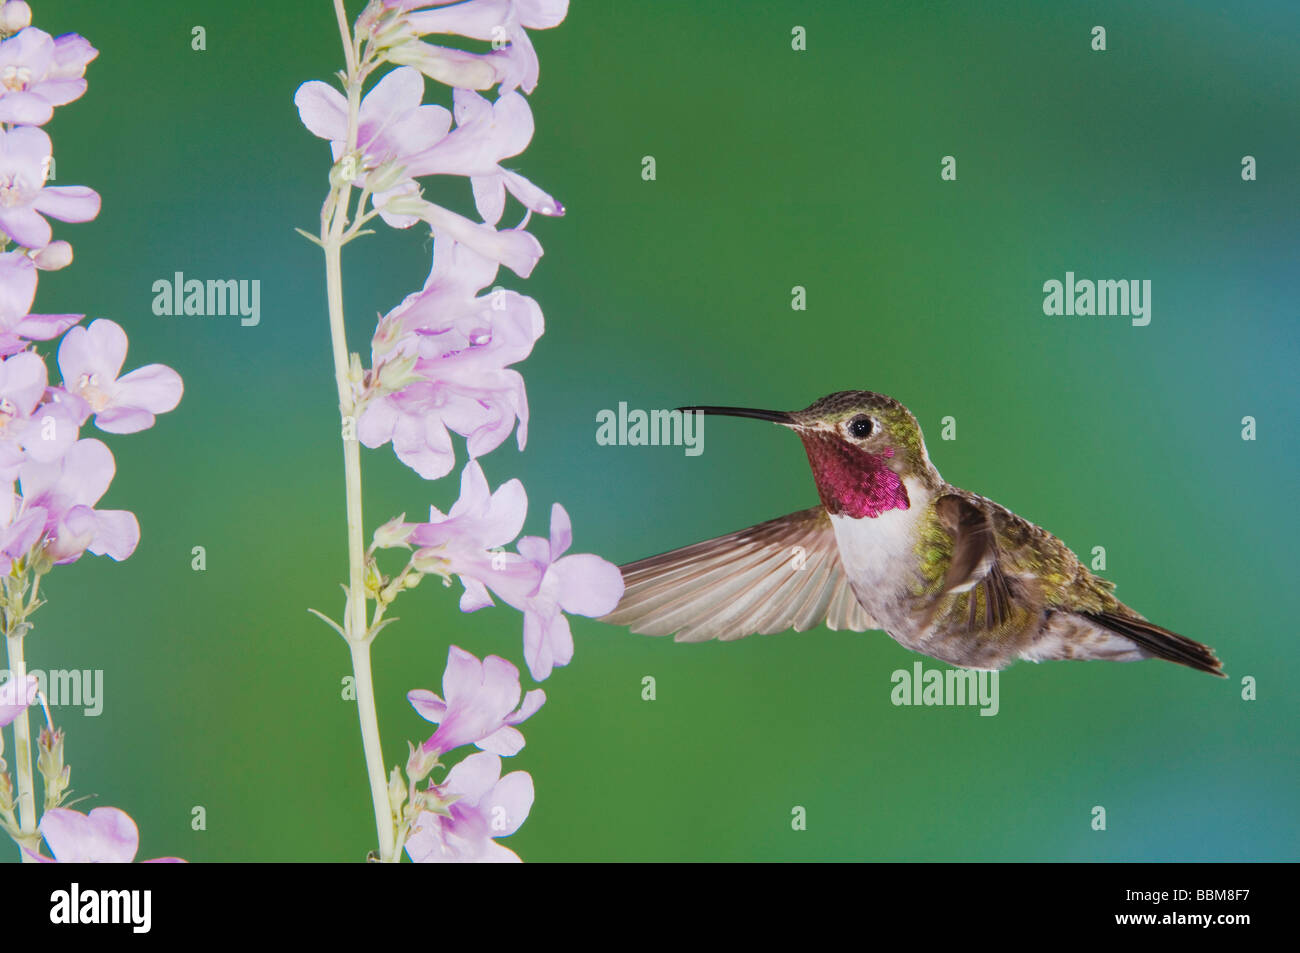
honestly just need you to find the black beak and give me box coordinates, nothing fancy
[677,405,797,426]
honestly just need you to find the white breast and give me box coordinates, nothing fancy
[828,477,928,630]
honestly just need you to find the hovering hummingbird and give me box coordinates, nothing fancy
[601,391,1224,677]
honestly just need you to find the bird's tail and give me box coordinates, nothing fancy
[1081,611,1225,677]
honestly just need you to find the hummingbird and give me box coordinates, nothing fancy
[601,391,1224,677]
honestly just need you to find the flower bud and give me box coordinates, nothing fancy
[37,727,69,808]
[32,240,73,271]
[363,560,384,597]
[372,514,411,550]
[0,1,32,33]
[384,41,499,91]
[329,151,363,189]
[405,743,436,784]
[388,765,407,814]
[379,192,430,218]
[375,353,422,396]
[366,159,409,196]
[411,547,451,579]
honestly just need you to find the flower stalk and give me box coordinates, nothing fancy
[299,0,622,862]
[317,0,402,862]
[3,576,38,859]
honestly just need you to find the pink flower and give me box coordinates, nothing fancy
[498,503,624,681]
[0,27,98,126]
[0,250,80,355]
[18,437,138,563]
[409,645,544,757]
[294,65,451,225]
[24,807,185,863]
[0,501,44,573]
[404,752,533,863]
[0,672,36,726]
[360,243,542,479]
[390,0,569,95]
[390,196,541,277]
[406,89,562,225]
[57,319,182,434]
[0,126,99,249]
[406,460,527,601]
[0,350,80,480]
[399,463,623,681]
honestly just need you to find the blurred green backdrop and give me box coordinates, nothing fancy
[14,0,1296,861]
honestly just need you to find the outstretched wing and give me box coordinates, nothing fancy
[600,507,878,642]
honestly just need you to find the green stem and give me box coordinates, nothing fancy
[321,0,396,863]
[4,625,38,861]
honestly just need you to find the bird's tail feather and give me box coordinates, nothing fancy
[1082,611,1225,677]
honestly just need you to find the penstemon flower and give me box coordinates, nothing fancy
[0,1,183,863]
[297,0,620,862]
[24,807,185,863]
[404,751,534,862]
[408,645,545,760]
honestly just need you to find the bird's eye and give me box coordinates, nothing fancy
[848,416,874,439]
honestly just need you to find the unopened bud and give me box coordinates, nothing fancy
[379,192,430,218]
[405,743,436,785]
[1,2,32,33]
[32,240,73,271]
[384,40,499,90]
[329,151,363,189]
[388,766,407,814]
[372,514,411,550]
[410,548,450,578]
[375,353,422,396]
[363,561,384,597]
[366,160,409,196]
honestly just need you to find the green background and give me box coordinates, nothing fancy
[13,0,1296,861]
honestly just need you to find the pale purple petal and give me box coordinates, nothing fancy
[32,186,100,223]
[22,402,80,463]
[0,350,47,411]
[458,575,495,612]
[405,0,512,39]
[0,673,37,726]
[553,553,625,616]
[440,644,485,710]
[58,318,127,384]
[548,503,572,558]
[407,688,448,723]
[516,534,548,567]
[500,168,564,217]
[14,313,81,340]
[484,769,534,837]
[517,0,569,29]
[39,807,138,863]
[506,688,545,725]
[0,207,50,247]
[470,173,506,226]
[91,406,155,434]
[443,750,502,804]
[476,724,524,756]
[294,80,348,142]
[419,202,542,278]
[86,508,138,561]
